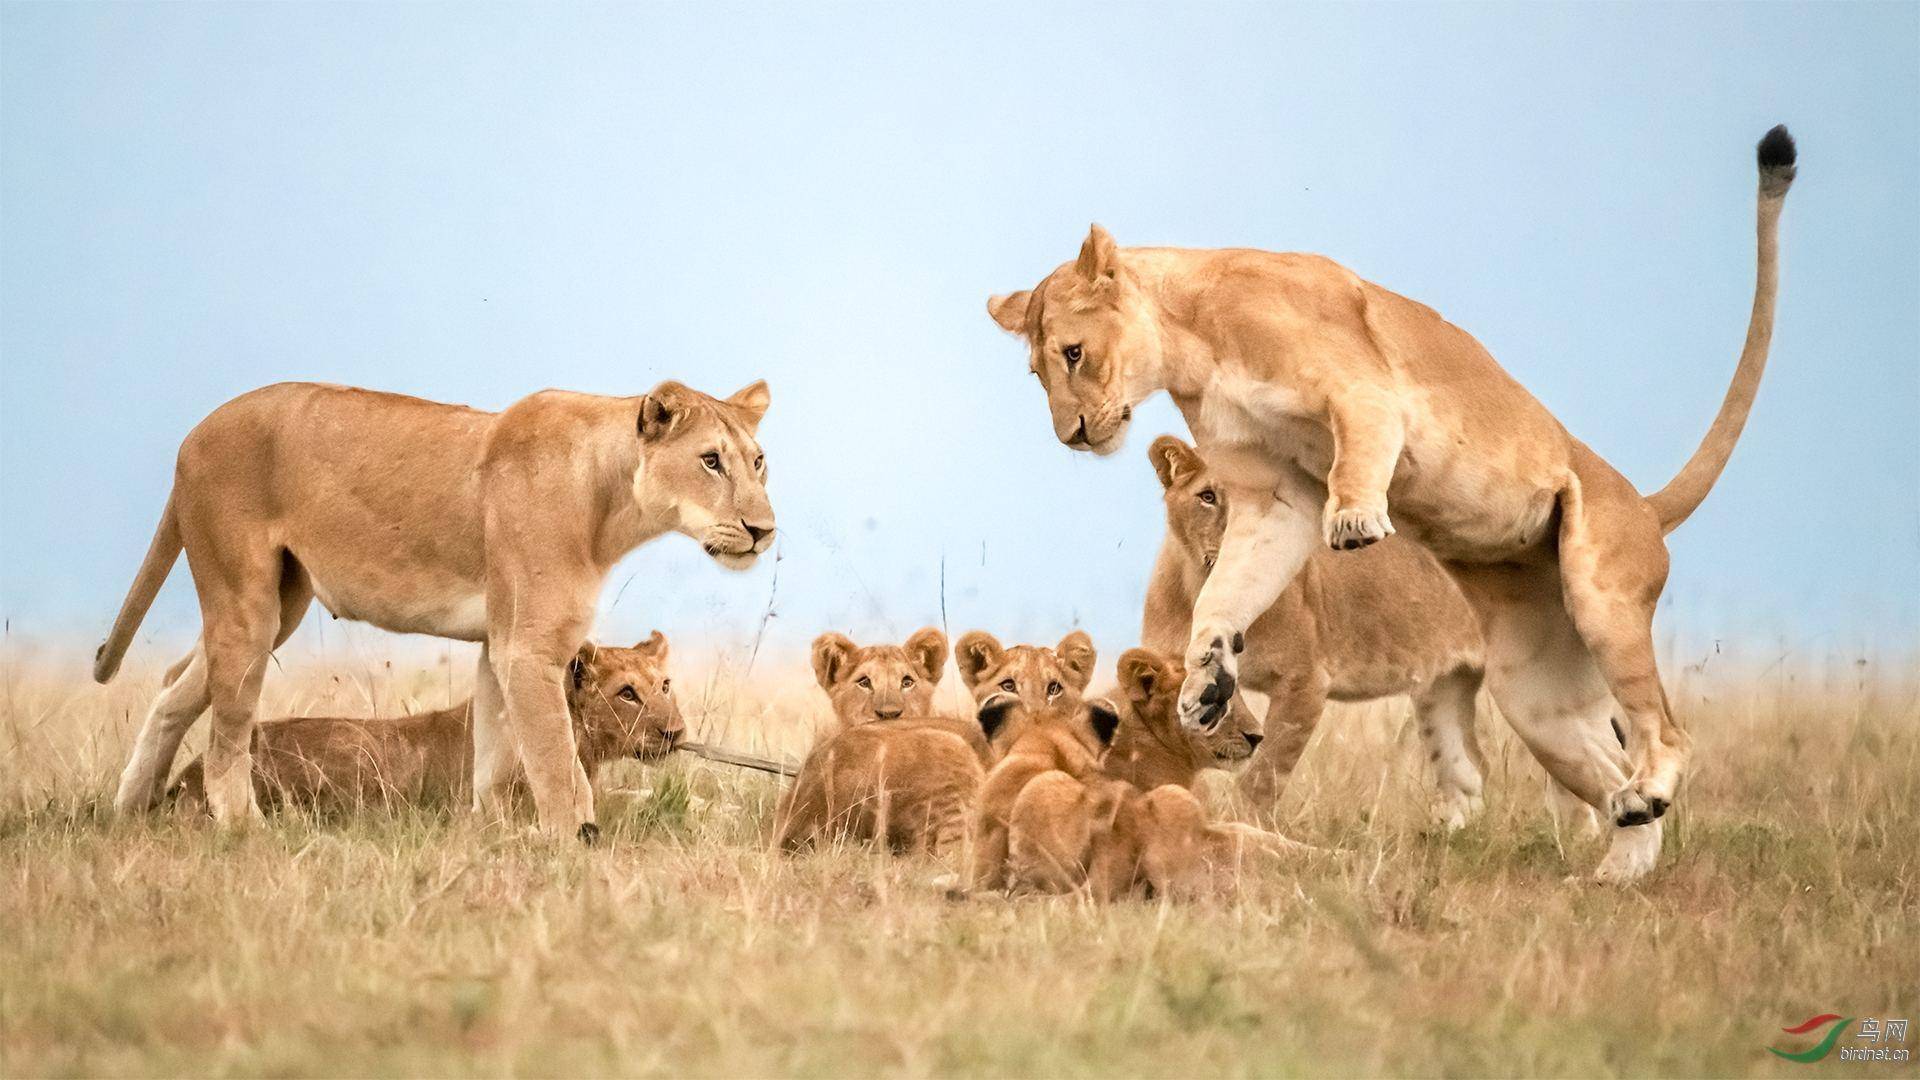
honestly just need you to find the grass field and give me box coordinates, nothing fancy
[2,638,1915,1078]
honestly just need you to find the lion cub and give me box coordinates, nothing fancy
[170,635,681,814]
[775,629,983,854]
[775,629,1094,855]
[980,650,1296,900]
[1143,436,1491,826]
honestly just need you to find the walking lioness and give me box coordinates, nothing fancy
[96,379,774,841]
[169,636,681,813]
[988,128,1795,881]
[1144,435,1492,827]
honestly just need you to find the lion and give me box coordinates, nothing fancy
[94,379,774,841]
[1003,650,1303,900]
[811,627,949,725]
[953,629,1097,717]
[774,628,990,853]
[987,128,1795,881]
[168,635,680,814]
[1144,435,1497,829]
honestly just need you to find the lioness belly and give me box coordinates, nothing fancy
[304,563,489,641]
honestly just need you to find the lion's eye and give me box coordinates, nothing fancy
[660,679,672,693]
[1198,489,1217,506]
[856,676,873,691]
[701,452,721,471]
[1062,343,1083,368]
[1046,681,1063,699]
[999,679,1017,693]
[753,453,765,471]
[901,675,914,689]
[618,687,639,702]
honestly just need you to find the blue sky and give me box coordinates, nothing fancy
[2,3,1915,670]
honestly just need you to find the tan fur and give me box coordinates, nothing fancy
[988,130,1795,881]
[773,630,986,854]
[169,637,681,814]
[98,379,774,839]
[954,629,1096,715]
[1143,436,1497,828]
[997,651,1299,899]
[811,627,948,725]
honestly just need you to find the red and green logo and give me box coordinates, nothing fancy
[1769,1014,1852,1063]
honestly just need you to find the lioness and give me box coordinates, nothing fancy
[1003,650,1298,900]
[988,128,1795,881]
[1144,435,1493,828]
[169,636,680,813]
[96,379,774,840]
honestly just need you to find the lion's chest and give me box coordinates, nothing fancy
[1182,371,1334,483]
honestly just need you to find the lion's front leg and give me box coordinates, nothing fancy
[1180,477,1319,734]
[489,599,597,841]
[1323,391,1404,550]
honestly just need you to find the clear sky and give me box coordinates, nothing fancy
[2,3,1915,672]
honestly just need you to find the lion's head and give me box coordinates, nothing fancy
[567,632,683,763]
[811,628,948,725]
[1149,435,1226,575]
[987,224,1160,456]
[634,380,776,571]
[1100,648,1217,791]
[955,629,1096,715]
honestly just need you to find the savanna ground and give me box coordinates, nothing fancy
[2,634,1915,1078]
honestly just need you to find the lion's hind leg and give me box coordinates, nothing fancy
[1413,667,1486,831]
[115,643,211,814]
[1449,561,1663,883]
[1555,462,1688,827]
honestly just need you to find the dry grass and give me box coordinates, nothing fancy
[2,639,1916,1078]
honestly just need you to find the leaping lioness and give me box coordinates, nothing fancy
[988,127,1794,882]
[94,379,775,841]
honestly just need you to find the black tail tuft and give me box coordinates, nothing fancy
[1757,124,1796,170]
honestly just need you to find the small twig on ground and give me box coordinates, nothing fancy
[675,741,798,777]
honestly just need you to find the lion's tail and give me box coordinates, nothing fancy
[1646,125,1797,535]
[93,492,181,684]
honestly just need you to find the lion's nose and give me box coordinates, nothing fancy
[743,522,774,545]
[1066,417,1090,447]
[874,704,903,720]
[1243,732,1264,751]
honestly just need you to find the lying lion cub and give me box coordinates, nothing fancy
[985,650,1295,900]
[775,629,980,853]
[774,629,1087,854]
[170,635,680,814]
[1143,435,1493,827]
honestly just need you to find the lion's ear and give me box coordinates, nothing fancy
[987,291,1031,336]
[955,630,1004,691]
[635,630,668,663]
[810,632,857,691]
[725,380,771,433]
[1116,648,1174,704]
[1075,223,1118,283]
[569,644,595,692]
[903,627,948,685]
[1084,698,1121,749]
[1149,436,1205,491]
[638,381,690,441]
[1056,630,1097,692]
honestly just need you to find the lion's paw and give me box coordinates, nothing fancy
[1429,789,1484,833]
[1179,630,1240,734]
[1324,503,1394,551]
[1592,822,1663,885]
[1607,778,1672,827]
